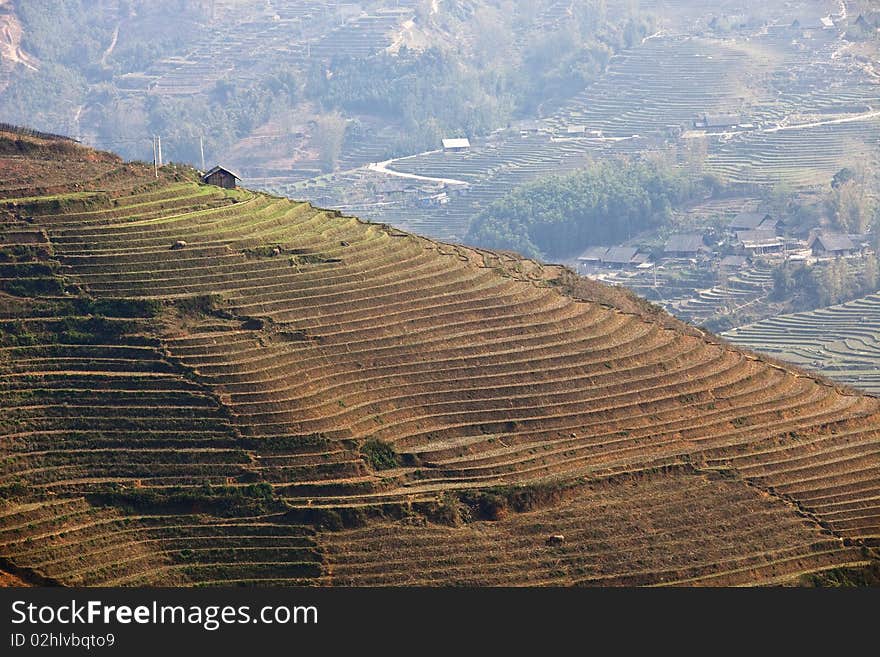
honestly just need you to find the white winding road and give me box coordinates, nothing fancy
[368,153,469,186]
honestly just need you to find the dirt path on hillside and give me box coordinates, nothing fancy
[100,22,120,66]
[0,0,38,70]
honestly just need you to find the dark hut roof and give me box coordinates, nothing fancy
[810,233,856,252]
[577,246,609,261]
[202,165,241,180]
[664,234,707,253]
[703,115,741,127]
[602,246,640,264]
[729,212,771,230]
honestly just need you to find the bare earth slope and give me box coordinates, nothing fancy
[1,130,878,586]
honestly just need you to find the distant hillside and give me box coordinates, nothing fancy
[1,129,878,586]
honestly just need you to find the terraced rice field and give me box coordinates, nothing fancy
[115,2,416,99]
[707,117,880,188]
[1,130,878,586]
[665,262,776,328]
[321,469,865,586]
[724,293,880,396]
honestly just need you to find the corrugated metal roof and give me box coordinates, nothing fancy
[738,230,783,248]
[442,138,470,149]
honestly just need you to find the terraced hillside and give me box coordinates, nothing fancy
[724,294,880,397]
[280,1,879,245]
[1,130,879,586]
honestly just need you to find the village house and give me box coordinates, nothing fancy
[602,246,642,269]
[577,246,609,268]
[201,166,240,189]
[719,255,750,272]
[442,137,470,153]
[418,191,449,207]
[693,114,741,132]
[518,120,542,137]
[791,16,835,38]
[728,212,780,232]
[445,180,471,197]
[854,14,871,31]
[665,124,683,139]
[375,179,411,198]
[809,233,856,258]
[664,234,709,258]
[737,230,784,255]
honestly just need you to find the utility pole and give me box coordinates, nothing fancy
[152,136,158,178]
[199,136,206,172]
[157,135,163,167]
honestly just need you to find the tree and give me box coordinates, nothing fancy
[682,136,708,176]
[864,255,879,294]
[573,0,608,36]
[771,263,794,300]
[827,180,872,233]
[313,112,347,173]
[472,5,514,69]
[831,167,856,189]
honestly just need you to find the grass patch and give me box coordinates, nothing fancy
[0,481,29,499]
[288,252,341,266]
[91,483,280,516]
[1,277,65,297]
[0,245,51,263]
[75,298,162,318]
[173,294,228,318]
[458,481,575,521]
[242,245,283,258]
[801,562,880,587]
[360,439,400,470]
[246,434,330,453]
[3,192,109,214]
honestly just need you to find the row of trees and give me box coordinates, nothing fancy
[466,157,713,259]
